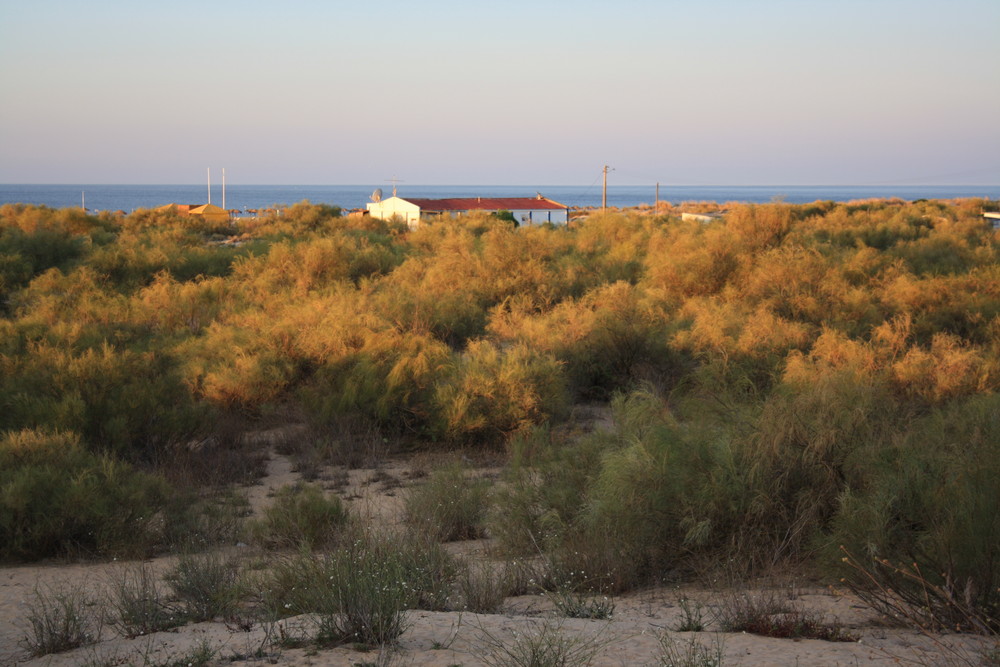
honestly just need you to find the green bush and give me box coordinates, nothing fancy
[21,583,99,656]
[366,529,458,612]
[260,528,457,623]
[459,559,514,613]
[165,551,246,622]
[0,341,205,460]
[488,425,609,558]
[250,483,348,551]
[547,389,743,589]
[829,393,1000,629]
[307,537,416,647]
[403,461,490,541]
[0,429,169,560]
[105,562,182,638]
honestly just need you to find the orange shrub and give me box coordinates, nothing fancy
[891,333,996,402]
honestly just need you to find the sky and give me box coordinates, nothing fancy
[1,0,998,186]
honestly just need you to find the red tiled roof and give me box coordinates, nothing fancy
[402,197,567,212]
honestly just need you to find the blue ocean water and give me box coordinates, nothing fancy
[1,183,997,214]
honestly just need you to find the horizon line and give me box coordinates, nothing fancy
[3,182,998,189]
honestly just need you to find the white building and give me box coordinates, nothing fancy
[681,211,725,223]
[367,195,569,228]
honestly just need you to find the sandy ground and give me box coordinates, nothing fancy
[1,426,993,667]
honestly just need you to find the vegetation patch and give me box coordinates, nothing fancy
[714,590,857,642]
[2,198,999,640]
[21,584,99,656]
[403,460,490,542]
[250,482,348,551]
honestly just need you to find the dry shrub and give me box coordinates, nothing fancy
[459,559,514,613]
[250,482,349,551]
[474,618,613,667]
[782,328,879,383]
[105,562,181,638]
[21,584,99,656]
[403,461,490,541]
[289,417,391,471]
[840,548,997,635]
[155,416,267,488]
[136,272,232,335]
[714,589,856,641]
[725,202,793,250]
[182,325,297,410]
[433,340,568,445]
[165,551,246,622]
[489,281,674,398]
[672,299,811,390]
[655,632,726,667]
[643,222,739,301]
[891,333,995,401]
[736,245,830,322]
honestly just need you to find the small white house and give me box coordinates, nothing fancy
[984,212,1000,229]
[366,197,422,226]
[367,195,569,228]
[681,211,725,223]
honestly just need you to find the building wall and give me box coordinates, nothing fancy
[511,208,568,225]
[681,212,723,223]
[424,208,568,225]
[367,198,568,228]
[366,197,421,227]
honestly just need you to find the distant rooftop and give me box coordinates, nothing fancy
[401,196,567,211]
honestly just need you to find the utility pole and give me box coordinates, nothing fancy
[655,182,660,214]
[207,168,211,205]
[602,165,610,212]
[222,168,226,210]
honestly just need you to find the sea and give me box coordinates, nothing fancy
[1,184,998,214]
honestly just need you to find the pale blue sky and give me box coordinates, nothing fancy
[1,0,998,185]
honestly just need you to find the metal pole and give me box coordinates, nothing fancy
[222,168,226,210]
[207,168,211,205]
[602,165,608,212]
[655,182,659,214]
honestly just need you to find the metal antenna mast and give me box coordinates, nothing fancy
[386,176,404,197]
[207,168,211,205]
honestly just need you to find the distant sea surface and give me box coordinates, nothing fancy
[2,184,998,214]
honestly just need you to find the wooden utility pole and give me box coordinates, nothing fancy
[602,165,609,212]
[655,182,659,214]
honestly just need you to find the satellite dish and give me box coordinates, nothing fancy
[371,188,383,203]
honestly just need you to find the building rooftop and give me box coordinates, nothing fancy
[401,196,567,211]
